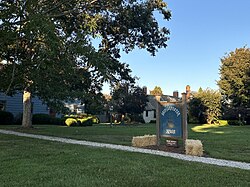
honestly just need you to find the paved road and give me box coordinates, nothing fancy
[1,129,250,170]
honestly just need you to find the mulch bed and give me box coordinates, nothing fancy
[143,144,185,154]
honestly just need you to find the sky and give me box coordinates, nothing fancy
[103,0,250,95]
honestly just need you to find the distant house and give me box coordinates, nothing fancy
[0,92,85,118]
[143,94,180,123]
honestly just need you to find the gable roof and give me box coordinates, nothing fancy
[145,95,180,111]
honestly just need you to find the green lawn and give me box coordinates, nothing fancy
[0,123,250,162]
[0,133,249,187]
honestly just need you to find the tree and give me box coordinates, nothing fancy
[110,83,148,121]
[150,86,163,96]
[0,0,171,128]
[218,47,250,121]
[189,88,221,124]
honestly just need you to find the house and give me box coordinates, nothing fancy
[0,92,85,118]
[143,94,180,123]
[0,92,50,117]
[142,86,191,123]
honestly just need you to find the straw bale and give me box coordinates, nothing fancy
[185,139,203,156]
[132,135,157,147]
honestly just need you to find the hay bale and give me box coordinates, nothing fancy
[132,135,157,147]
[185,139,203,156]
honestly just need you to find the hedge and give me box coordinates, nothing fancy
[0,111,14,125]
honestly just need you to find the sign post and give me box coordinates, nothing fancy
[155,93,187,147]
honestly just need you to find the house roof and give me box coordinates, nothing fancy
[145,95,181,111]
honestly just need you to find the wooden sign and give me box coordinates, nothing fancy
[160,103,182,137]
[156,93,188,146]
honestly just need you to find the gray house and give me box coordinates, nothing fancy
[143,94,180,123]
[0,92,50,117]
[0,92,86,118]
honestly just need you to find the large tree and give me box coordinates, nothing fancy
[150,86,163,96]
[218,47,250,121]
[188,88,221,124]
[0,0,171,128]
[110,83,148,116]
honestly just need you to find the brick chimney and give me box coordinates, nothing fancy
[173,90,179,98]
[142,86,147,95]
[186,85,191,100]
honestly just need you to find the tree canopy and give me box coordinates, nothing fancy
[110,83,148,116]
[218,47,250,120]
[150,86,163,96]
[188,88,221,124]
[0,0,171,127]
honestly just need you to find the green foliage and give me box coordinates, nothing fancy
[189,88,222,124]
[33,114,64,125]
[65,118,78,127]
[111,84,148,117]
[228,120,245,126]
[218,47,250,120]
[32,114,52,125]
[150,86,163,96]
[64,114,99,126]
[0,111,14,125]
[0,0,171,118]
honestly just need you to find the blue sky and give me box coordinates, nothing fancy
[104,0,250,95]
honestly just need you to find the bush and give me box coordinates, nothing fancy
[228,120,245,126]
[50,117,65,125]
[128,114,144,123]
[65,118,78,126]
[64,114,98,127]
[0,111,14,125]
[91,116,100,124]
[32,114,52,124]
[32,114,64,125]
[14,113,23,125]
[78,117,93,126]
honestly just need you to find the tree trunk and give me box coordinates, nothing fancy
[22,90,32,128]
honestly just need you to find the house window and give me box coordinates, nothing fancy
[0,100,6,111]
[146,110,148,117]
[153,110,156,118]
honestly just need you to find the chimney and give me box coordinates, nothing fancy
[173,90,179,98]
[142,86,147,95]
[186,85,191,100]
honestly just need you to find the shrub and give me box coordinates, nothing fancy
[0,111,14,125]
[65,118,78,126]
[32,114,52,124]
[50,117,65,125]
[78,117,93,126]
[14,113,23,125]
[228,120,245,126]
[91,116,100,124]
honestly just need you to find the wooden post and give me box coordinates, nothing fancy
[182,93,188,143]
[155,96,161,146]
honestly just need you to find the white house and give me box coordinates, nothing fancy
[143,95,180,123]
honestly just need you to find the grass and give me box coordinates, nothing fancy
[0,133,249,187]
[188,124,250,162]
[0,123,250,162]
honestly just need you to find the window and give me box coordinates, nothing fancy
[0,100,6,111]
[146,110,148,117]
[153,109,156,118]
